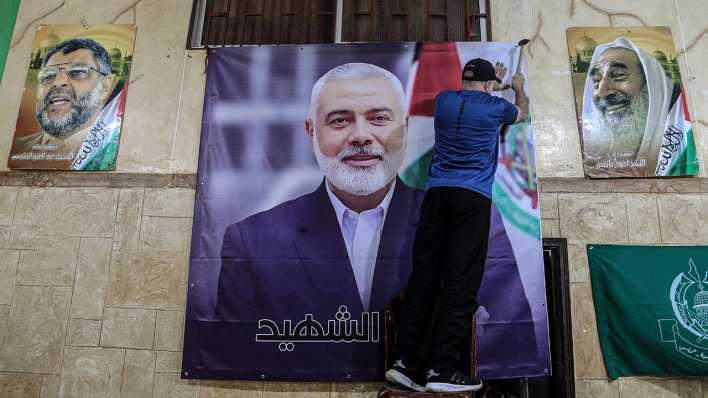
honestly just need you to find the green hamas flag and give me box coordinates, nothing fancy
[589,245,708,379]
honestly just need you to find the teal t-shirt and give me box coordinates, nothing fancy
[425,90,518,199]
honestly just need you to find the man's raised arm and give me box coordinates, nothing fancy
[512,73,529,123]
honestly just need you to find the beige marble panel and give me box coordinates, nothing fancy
[116,0,195,173]
[16,237,80,286]
[568,243,590,283]
[558,194,628,243]
[106,251,187,310]
[0,286,72,373]
[0,249,20,305]
[100,307,156,349]
[570,282,607,379]
[40,373,61,398]
[153,372,199,398]
[121,349,156,398]
[618,378,684,398]
[491,0,533,42]
[70,237,112,319]
[262,382,331,398]
[331,383,380,398]
[171,49,207,174]
[625,195,661,243]
[66,318,102,347]
[0,372,45,397]
[155,310,184,351]
[114,188,144,252]
[0,225,10,242]
[676,378,703,398]
[658,194,708,243]
[13,188,119,238]
[155,350,181,373]
[143,188,195,218]
[675,0,708,173]
[0,224,41,250]
[139,216,192,252]
[59,346,124,398]
[540,193,559,219]
[199,380,264,398]
[0,305,9,345]
[0,188,18,225]
[575,379,619,398]
[541,217,561,238]
[528,72,585,178]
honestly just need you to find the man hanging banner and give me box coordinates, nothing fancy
[567,27,698,178]
[8,24,136,170]
[183,42,550,381]
[589,245,708,379]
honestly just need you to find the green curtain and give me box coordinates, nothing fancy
[0,0,21,83]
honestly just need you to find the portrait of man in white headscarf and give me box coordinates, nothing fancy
[577,35,697,178]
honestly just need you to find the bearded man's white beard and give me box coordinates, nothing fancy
[586,86,649,160]
[36,82,104,139]
[312,131,404,196]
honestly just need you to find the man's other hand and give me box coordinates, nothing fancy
[511,73,525,92]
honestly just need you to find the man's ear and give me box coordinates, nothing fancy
[305,118,314,141]
[100,74,115,101]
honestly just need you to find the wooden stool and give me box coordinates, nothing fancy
[379,295,478,397]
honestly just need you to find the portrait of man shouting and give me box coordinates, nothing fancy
[9,31,134,171]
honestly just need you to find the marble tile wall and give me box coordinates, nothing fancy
[0,185,702,398]
[0,0,706,397]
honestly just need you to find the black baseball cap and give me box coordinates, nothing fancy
[462,58,501,83]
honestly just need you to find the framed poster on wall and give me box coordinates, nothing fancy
[8,24,136,171]
[567,27,698,178]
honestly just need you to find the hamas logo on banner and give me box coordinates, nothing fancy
[659,258,708,363]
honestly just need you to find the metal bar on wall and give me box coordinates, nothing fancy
[479,0,487,41]
[485,0,491,41]
[187,0,208,48]
[335,0,343,42]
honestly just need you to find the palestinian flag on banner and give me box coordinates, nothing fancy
[589,245,708,379]
[657,90,699,176]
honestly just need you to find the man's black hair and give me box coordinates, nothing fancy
[42,38,112,75]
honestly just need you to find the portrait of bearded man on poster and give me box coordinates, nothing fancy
[579,36,695,178]
[9,26,135,171]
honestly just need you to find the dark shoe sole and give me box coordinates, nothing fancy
[425,381,483,393]
[385,369,425,392]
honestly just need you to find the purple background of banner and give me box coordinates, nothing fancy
[183,43,550,381]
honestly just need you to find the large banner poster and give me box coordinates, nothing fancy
[567,27,698,178]
[183,42,550,381]
[8,24,136,170]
